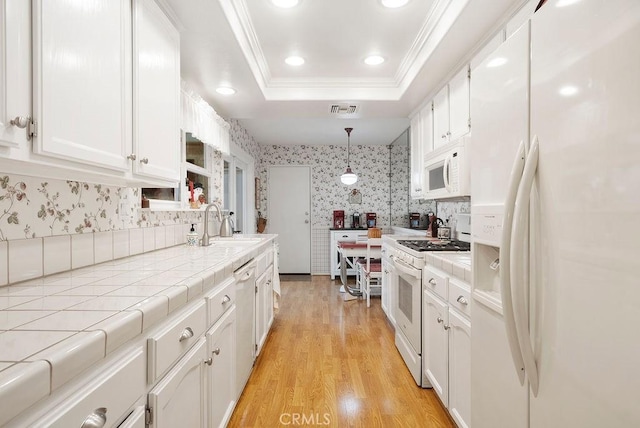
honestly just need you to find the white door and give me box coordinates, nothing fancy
[268,166,311,273]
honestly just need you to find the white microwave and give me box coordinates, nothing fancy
[423,138,470,200]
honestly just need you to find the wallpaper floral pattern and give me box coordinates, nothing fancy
[0,174,203,242]
[257,144,392,228]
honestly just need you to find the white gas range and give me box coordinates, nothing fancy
[386,216,471,387]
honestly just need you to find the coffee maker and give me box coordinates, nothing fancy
[333,210,345,229]
[352,212,361,229]
[366,213,377,228]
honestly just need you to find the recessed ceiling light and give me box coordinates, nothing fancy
[285,56,305,66]
[381,0,410,8]
[216,86,236,95]
[364,55,385,66]
[271,0,300,8]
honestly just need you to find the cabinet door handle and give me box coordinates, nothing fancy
[212,347,221,356]
[437,317,443,324]
[342,235,349,238]
[140,157,149,164]
[443,324,451,330]
[9,116,29,128]
[127,153,136,161]
[441,134,447,139]
[457,295,468,305]
[222,294,231,304]
[80,407,107,428]
[178,327,194,342]
[204,357,213,366]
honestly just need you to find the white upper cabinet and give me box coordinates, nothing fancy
[133,0,180,183]
[0,0,180,187]
[0,1,31,149]
[420,102,434,155]
[32,0,132,172]
[433,66,471,150]
[448,66,471,141]
[433,85,450,149]
[409,111,423,199]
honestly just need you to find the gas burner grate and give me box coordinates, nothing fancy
[397,239,471,252]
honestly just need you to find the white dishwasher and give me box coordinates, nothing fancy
[234,260,256,399]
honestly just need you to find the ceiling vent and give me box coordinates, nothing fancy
[329,104,359,115]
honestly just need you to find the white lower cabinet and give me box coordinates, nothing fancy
[255,265,274,357]
[422,266,471,428]
[448,307,471,428]
[118,406,146,428]
[381,252,396,327]
[148,337,208,428]
[423,290,449,405]
[206,306,237,428]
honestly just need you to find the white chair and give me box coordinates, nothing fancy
[358,238,382,307]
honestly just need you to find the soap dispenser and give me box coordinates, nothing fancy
[186,224,198,246]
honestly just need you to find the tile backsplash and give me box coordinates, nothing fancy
[0,173,206,286]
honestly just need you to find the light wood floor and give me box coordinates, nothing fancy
[227,275,454,428]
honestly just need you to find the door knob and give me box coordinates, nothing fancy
[437,317,443,324]
[140,157,149,164]
[9,116,29,128]
[127,154,136,161]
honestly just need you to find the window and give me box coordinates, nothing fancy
[223,146,254,234]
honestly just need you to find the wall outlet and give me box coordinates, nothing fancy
[119,200,132,221]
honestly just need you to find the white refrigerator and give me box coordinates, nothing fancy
[469,1,640,427]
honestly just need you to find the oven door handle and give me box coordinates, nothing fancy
[391,257,421,280]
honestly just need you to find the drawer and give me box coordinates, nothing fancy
[43,348,145,428]
[424,266,448,300]
[147,300,206,383]
[334,231,367,241]
[448,277,471,318]
[206,277,236,327]
[256,252,267,278]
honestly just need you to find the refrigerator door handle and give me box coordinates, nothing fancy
[443,154,452,192]
[511,135,540,396]
[500,140,527,385]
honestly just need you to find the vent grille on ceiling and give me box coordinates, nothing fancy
[329,104,359,115]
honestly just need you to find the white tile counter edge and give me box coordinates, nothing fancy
[0,234,277,424]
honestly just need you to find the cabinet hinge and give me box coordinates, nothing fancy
[255,285,258,294]
[468,117,471,128]
[145,406,154,425]
[467,67,471,79]
[27,118,37,140]
[255,343,258,352]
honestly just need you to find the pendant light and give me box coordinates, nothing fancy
[340,127,358,185]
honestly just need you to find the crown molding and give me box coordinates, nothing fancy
[219,0,468,100]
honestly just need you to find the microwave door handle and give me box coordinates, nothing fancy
[443,154,452,192]
[500,140,527,386]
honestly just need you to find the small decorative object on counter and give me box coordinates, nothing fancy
[367,227,381,238]
[141,194,149,209]
[186,224,199,246]
[257,211,267,233]
[366,212,377,228]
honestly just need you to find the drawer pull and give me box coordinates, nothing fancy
[437,317,443,324]
[457,295,468,305]
[443,324,451,331]
[429,278,437,286]
[205,357,213,366]
[178,327,194,342]
[222,294,231,304]
[212,347,221,356]
[81,407,107,428]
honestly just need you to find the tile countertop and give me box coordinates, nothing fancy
[0,234,277,421]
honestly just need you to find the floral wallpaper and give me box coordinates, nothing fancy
[0,173,203,242]
[257,144,392,228]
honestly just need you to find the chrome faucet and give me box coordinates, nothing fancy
[201,203,223,246]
